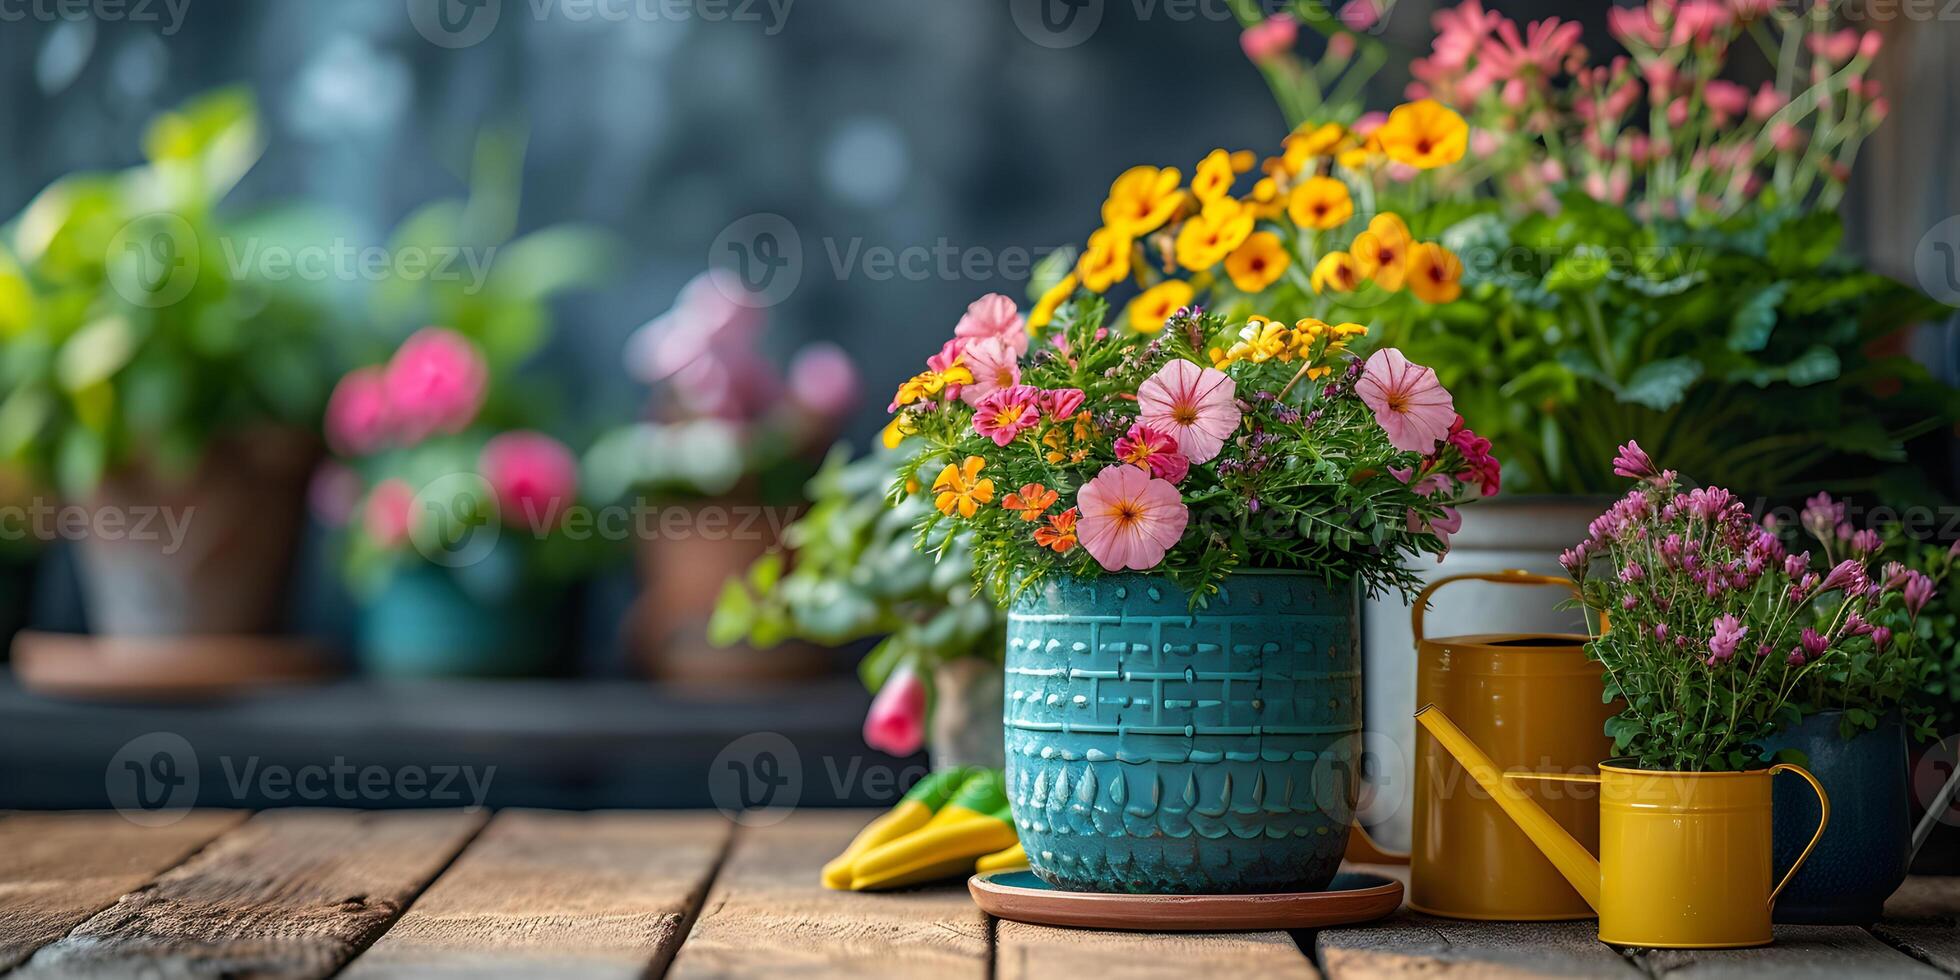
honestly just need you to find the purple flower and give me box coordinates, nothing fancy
[1882,561,1910,591]
[1949,539,1960,561]
[1708,614,1747,663]
[1801,492,1843,541]
[1872,626,1893,651]
[1841,613,1874,638]
[1620,561,1646,584]
[1905,570,1936,617]
[1784,553,1810,579]
[1787,648,1808,666]
[1801,627,1829,659]
[1612,440,1658,480]
[1653,623,1670,643]
[1819,559,1867,596]
[1851,529,1881,557]
[1560,544,1591,577]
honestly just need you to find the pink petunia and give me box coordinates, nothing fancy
[325,366,394,456]
[953,293,1029,357]
[1115,423,1190,484]
[1137,359,1240,464]
[958,336,1022,407]
[383,327,489,443]
[1040,388,1085,420]
[479,431,580,532]
[1076,464,1189,572]
[863,662,927,757]
[1240,12,1298,62]
[1357,348,1455,454]
[363,478,416,549]
[972,385,1042,447]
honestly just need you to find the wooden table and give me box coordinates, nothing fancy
[0,809,1954,978]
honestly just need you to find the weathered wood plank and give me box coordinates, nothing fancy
[1319,913,1638,979]
[1632,925,1947,979]
[339,810,731,979]
[15,809,485,979]
[667,809,989,979]
[999,920,1317,979]
[0,810,246,971]
[1873,875,1960,975]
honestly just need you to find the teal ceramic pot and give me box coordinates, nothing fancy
[1005,571,1362,894]
[1762,712,1911,924]
[358,564,557,678]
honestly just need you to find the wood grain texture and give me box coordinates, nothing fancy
[1632,926,1947,979]
[1872,875,1960,975]
[667,809,989,980]
[1319,913,1639,979]
[0,810,246,970]
[339,810,731,979]
[15,809,485,979]
[998,920,1316,979]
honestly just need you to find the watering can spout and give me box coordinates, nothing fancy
[1415,704,1603,912]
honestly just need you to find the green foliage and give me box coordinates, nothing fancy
[1377,202,1958,497]
[0,88,344,496]
[709,444,1004,690]
[1866,524,1959,737]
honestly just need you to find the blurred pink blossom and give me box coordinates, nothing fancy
[325,366,394,456]
[1240,12,1298,63]
[364,478,416,549]
[863,663,927,756]
[1339,0,1379,31]
[309,461,362,528]
[787,343,859,419]
[383,328,488,443]
[479,431,580,532]
[1806,29,1859,64]
[1704,80,1748,119]
[1749,81,1787,120]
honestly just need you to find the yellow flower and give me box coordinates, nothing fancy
[1351,213,1413,291]
[1173,197,1255,272]
[1246,176,1287,219]
[1223,231,1291,294]
[1408,242,1465,303]
[1102,166,1184,238]
[1375,99,1469,170]
[1029,273,1078,332]
[1125,279,1194,333]
[1329,321,1369,339]
[881,413,918,449]
[1191,148,1240,202]
[1236,315,1292,363]
[891,360,974,409]
[1043,410,1096,464]
[1337,134,1383,170]
[1282,122,1347,175]
[1076,227,1133,294]
[1310,251,1362,293]
[1287,176,1354,230]
[931,455,995,518]
[1288,318,1369,380]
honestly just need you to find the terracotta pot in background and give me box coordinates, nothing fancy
[631,498,824,683]
[74,431,316,636]
[929,656,1003,770]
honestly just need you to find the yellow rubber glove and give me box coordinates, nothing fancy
[849,769,1017,891]
[821,767,974,890]
[975,841,1027,873]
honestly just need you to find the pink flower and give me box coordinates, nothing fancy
[1708,614,1747,663]
[1240,12,1298,63]
[953,293,1029,357]
[479,431,580,532]
[363,478,416,549]
[1137,359,1239,464]
[1749,81,1787,120]
[325,366,394,456]
[1905,570,1936,617]
[384,327,489,443]
[1479,17,1582,82]
[1076,464,1189,572]
[309,461,362,528]
[1040,388,1085,420]
[1357,348,1455,454]
[786,343,859,419]
[1612,440,1657,481]
[625,269,765,385]
[1807,29,1859,65]
[972,385,1042,447]
[1338,0,1378,31]
[1430,0,1499,71]
[1607,5,1666,48]
[1409,505,1464,558]
[958,336,1022,407]
[1704,80,1748,120]
[1115,423,1190,484]
[862,663,927,757]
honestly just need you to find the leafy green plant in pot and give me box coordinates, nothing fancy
[0,88,343,637]
[886,288,1493,893]
[584,269,857,682]
[1866,527,1960,873]
[711,444,1006,768]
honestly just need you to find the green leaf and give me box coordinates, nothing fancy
[1619,358,1703,411]
[1727,281,1789,352]
[1767,212,1842,274]
[707,580,757,647]
[1543,245,1611,292]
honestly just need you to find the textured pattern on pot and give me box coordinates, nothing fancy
[1005,571,1361,894]
[1761,713,1915,925]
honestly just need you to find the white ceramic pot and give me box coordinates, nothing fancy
[1356,497,1603,852]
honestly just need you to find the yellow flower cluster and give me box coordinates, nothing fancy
[1208,315,1368,380]
[1313,213,1464,304]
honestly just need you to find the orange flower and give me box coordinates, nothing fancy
[1101,166,1184,238]
[1003,483,1060,522]
[1224,231,1291,293]
[1310,251,1362,293]
[1174,197,1255,271]
[1374,99,1469,170]
[1281,122,1347,175]
[1407,242,1464,303]
[1351,213,1412,291]
[1125,279,1194,333]
[1287,176,1354,230]
[1043,410,1096,464]
[931,455,994,518]
[1190,148,1243,202]
[1034,507,1080,554]
[1076,226,1134,294]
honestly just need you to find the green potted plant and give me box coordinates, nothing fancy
[584,269,856,681]
[710,444,1006,767]
[0,88,341,638]
[884,286,1492,893]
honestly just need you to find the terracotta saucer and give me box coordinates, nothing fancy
[969,869,1403,931]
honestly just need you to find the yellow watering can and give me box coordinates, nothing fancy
[1416,704,1831,949]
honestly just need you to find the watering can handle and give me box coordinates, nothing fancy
[1768,763,1831,910]
[1410,570,1577,647]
